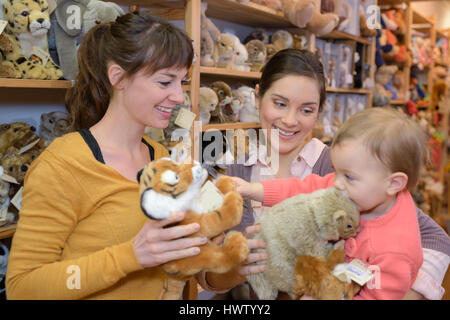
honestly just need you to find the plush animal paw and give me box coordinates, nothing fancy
[215,175,237,195]
[223,231,250,264]
[221,192,244,226]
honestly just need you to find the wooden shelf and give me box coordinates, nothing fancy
[326,87,372,94]
[200,67,261,80]
[390,99,406,105]
[204,0,291,28]
[319,30,373,45]
[202,122,261,131]
[0,78,72,89]
[0,224,16,240]
[412,9,434,26]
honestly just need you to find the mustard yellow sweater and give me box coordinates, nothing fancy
[6,132,170,299]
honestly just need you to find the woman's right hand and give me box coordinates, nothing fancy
[237,224,268,276]
[133,211,207,268]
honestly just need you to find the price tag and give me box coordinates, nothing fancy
[10,186,23,211]
[199,180,224,213]
[345,259,374,286]
[0,20,7,35]
[174,108,196,131]
[1,173,19,185]
[30,46,49,66]
[18,138,40,155]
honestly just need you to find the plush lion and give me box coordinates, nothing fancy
[137,158,249,299]
[246,187,360,300]
[1,0,62,79]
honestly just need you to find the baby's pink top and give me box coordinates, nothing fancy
[261,173,423,300]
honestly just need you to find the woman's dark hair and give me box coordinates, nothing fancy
[65,12,194,130]
[258,49,327,111]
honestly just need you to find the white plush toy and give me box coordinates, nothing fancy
[237,86,260,123]
[199,87,219,125]
[226,33,250,72]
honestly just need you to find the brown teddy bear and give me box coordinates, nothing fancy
[0,122,40,158]
[245,39,266,72]
[138,158,248,299]
[210,81,235,123]
[293,248,361,300]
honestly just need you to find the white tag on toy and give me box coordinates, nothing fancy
[17,139,40,155]
[199,180,224,212]
[332,263,351,283]
[174,108,196,130]
[345,259,373,286]
[11,186,23,211]
[0,207,7,222]
[1,173,19,185]
[30,46,49,66]
[0,20,7,35]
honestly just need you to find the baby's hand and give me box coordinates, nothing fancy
[230,177,264,202]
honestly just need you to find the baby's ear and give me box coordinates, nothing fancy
[387,172,408,196]
[333,210,347,222]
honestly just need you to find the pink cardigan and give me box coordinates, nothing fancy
[261,173,423,300]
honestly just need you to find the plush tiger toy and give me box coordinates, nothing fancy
[137,158,249,299]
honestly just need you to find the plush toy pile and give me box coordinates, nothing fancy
[0,112,72,227]
[0,0,62,79]
[137,158,248,299]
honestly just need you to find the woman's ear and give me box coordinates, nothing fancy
[107,63,126,89]
[386,172,408,196]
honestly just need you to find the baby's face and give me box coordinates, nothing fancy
[331,138,394,217]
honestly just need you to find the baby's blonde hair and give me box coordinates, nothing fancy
[332,107,429,191]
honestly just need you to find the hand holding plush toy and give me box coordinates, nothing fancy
[137,158,249,299]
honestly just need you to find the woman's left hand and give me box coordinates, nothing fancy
[237,224,268,276]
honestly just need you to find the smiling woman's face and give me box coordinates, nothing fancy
[257,74,320,157]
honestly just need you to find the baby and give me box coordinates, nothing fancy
[235,107,427,300]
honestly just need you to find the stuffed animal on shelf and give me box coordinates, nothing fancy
[246,187,359,300]
[210,81,235,123]
[392,70,404,101]
[214,33,235,69]
[235,86,259,123]
[227,33,250,72]
[1,0,63,79]
[39,111,73,146]
[51,0,124,80]
[0,34,16,78]
[293,247,361,300]
[137,158,248,300]
[199,87,219,125]
[373,65,398,106]
[244,28,270,44]
[272,30,294,51]
[245,39,266,72]
[231,86,251,123]
[200,2,221,67]
[306,2,339,37]
[0,122,43,159]
[359,6,377,38]
[280,0,315,29]
[336,0,353,32]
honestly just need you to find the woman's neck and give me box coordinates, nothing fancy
[274,140,308,179]
[90,101,145,156]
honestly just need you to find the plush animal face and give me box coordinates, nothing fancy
[245,39,266,63]
[0,152,33,184]
[40,111,72,137]
[272,30,293,50]
[138,158,208,220]
[216,33,234,59]
[199,87,219,113]
[210,81,232,103]
[0,122,37,156]
[3,0,51,36]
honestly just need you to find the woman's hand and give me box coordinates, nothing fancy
[237,224,268,276]
[230,177,264,202]
[133,211,207,268]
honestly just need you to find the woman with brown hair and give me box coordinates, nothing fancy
[6,12,207,299]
